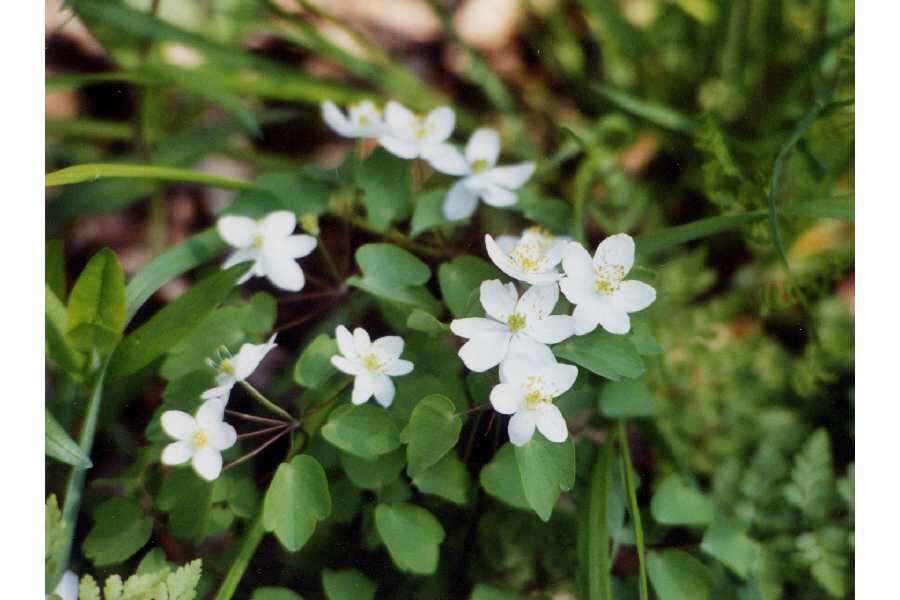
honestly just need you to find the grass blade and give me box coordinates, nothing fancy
[593,84,697,135]
[636,211,767,257]
[587,437,613,600]
[618,421,649,600]
[45,163,254,190]
[46,409,93,468]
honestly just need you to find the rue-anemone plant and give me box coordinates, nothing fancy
[45,2,854,599]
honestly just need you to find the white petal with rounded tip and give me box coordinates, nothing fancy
[192,447,223,481]
[207,422,237,451]
[537,363,579,397]
[353,328,371,352]
[218,216,257,248]
[500,351,544,384]
[484,234,524,282]
[378,134,420,159]
[545,238,568,267]
[54,570,79,600]
[201,384,232,402]
[384,100,418,139]
[450,317,508,339]
[508,410,537,446]
[331,355,360,375]
[495,234,519,253]
[351,372,375,405]
[424,106,455,143]
[458,332,511,372]
[222,248,258,272]
[260,210,296,239]
[594,233,635,272]
[479,184,517,207]
[161,441,194,465]
[562,242,595,280]
[196,398,226,427]
[373,374,395,407]
[161,411,197,440]
[384,358,414,377]
[596,301,631,335]
[443,180,479,220]
[373,335,404,362]
[559,277,595,306]
[490,383,523,414]
[485,162,535,189]
[232,337,277,380]
[517,283,559,322]
[572,302,600,335]
[465,127,500,166]
[613,280,657,313]
[262,252,305,291]
[321,101,354,137]
[283,234,317,258]
[527,314,575,345]
[480,279,517,322]
[423,142,468,176]
[535,404,568,442]
[507,335,554,366]
[335,325,357,360]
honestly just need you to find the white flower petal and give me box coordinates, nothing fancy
[260,210,297,239]
[384,100,418,139]
[479,184,518,207]
[261,252,305,291]
[192,447,223,481]
[217,216,257,248]
[572,302,600,335]
[424,106,455,143]
[373,335,404,362]
[535,404,568,443]
[335,325,357,360]
[485,162,535,189]
[196,398,226,427]
[201,384,232,402]
[495,234,519,253]
[161,411,197,441]
[561,241,595,281]
[559,276,595,306]
[283,234,317,259]
[527,314,575,345]
[379,134,420,159]
[161,441,194,465]
[517,283,559,322]
[423,142,468,176]
[499,351,545,384]
[596,301,631,335]
[384,358,414,377]
[458,332,511,372]
[373,374,396,407]
[537,363,579,397]
[450,317,508,339]
[53,570,79,600]
[484,234,526,282]
[222,248,258,272]
[465,127,500,166]
[351,372,375,405]
[443,179,480,220]
[594,233,635,273]
[490,383,524,415]
[331,355,360,375]
[321,101,355,137]
[353,328,371,353]
[480,279,517,322]
[207,422,237,451]
[613,280,657,313]
[508,410,537,446]
[506,336,555,368]
[232,336,277,380]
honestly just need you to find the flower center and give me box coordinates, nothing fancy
[219,359,237,376]
[510,244,544,273]
[192,430,208,449]
[471,159,490,173]
[252,235,265,249]
[507,313,527,332]
[524,377,551,407]
[594,264,625,295]
[362,353,383,373]
[413,117,431,140]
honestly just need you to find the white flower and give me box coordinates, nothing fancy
[208,334,278,393]
[377,101,468,175]
[450,280,574,373]
[218,210,317,291]
[559,234,656,335]
[442,128,535,220]
[48,571,78,600]
[321,100,384,138]
[161,398,237,481]
[330,326,414,407]
[484,227,569,285]
[490,352,577,446]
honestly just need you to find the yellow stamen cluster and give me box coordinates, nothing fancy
[524,377,551,407]
[191,430,208,449]
[252,235,265,250]
[507,313,527,332]
[219,359,236,376]
[362,353,383,373]
[472,159,490,173]
[594,264,625,295]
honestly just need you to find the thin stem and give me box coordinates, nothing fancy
[273,304,333,333]
[318,240,345,284]
[618,421,649,600]
[277,287,347,303]
[237,424,288,439]
[454,403,489,418]
[239,381,295,422]
[224,426,294,471]
[587,437,613,600]
[213,512,266,600]
[225,409,288,426]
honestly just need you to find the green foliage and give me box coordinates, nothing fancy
[796,527,850,598]
[355,149,412,231]
[77,559,202,600]
[410,189,464,238]
[348,244,440,313]
[411,452,468,504]
[293,334,340,389]
[480,444,531,511]
[515,434,576,521]
[263,455,332,552]
[400,394,462,476]
[322,568,376,600]
[374,503,446,575]
[438,255,501,318]
[553,330,645,381]
[46,285,84,375]
[66,248,126,354]
[700,518,759,579]
[599,380,657,418]
[45,495,65,579]
[650,475,714,527]
[647,550,712,600]
[784,429,835,523]
[252,588,303,600]
[46,409,92,468]
[340,448,405,491]
[82,498,153,566]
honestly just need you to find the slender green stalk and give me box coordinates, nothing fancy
[618,421,649,600]
[239,381,295,423]
[317,241,344,285]
[214,512,266,600]
[45,163,255,190]
[587,437,613,600]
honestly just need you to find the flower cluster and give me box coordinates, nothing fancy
[321,100,535,221]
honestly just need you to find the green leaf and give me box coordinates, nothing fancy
[406,309,449,335]
[784,428,834,522]
[553,329,645,381]
[349,243,440,313]
[45,162,254,190]
[125,228,226,322]
[66,248,126,353]
[355,149,412,231]
[780,195,854,221]
[109,264,249,379]
[410,188,467,238]
[340,449,406,491]
[586,438,613,600]
[321,404,402,460]
[650,475,714,527]
[257,172,330,217]
[46,285,84,375]
[647,550,712,600]
[400,394,462,476]
[592,84,698,135]
[796,527,849,598]
[322,568,376,600]
[515,434,576,521]
[480,444,530,510]
[411,452,468,505]
[517,190,573,234]
[470,584,522,600]
[46,239,67,300]
[599,380,657,418]
[46,495,65,580]
[82,498,152,566]
[262,455,332,552]
[700,518,759,579]
[618,421,649,600]
[79,575,100,600]
[635,211,768,258]
[294,335,340,389]
[438,255,501,318]
[374,503,446,575]
[156,470,222,543]
[46,409,92,468]
[252,588,304,600]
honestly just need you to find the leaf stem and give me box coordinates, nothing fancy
[213,512,266,600]
[618,420,649,600]
[239,381,295,423]
[225,409,288,426]
[587,436,613,600]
